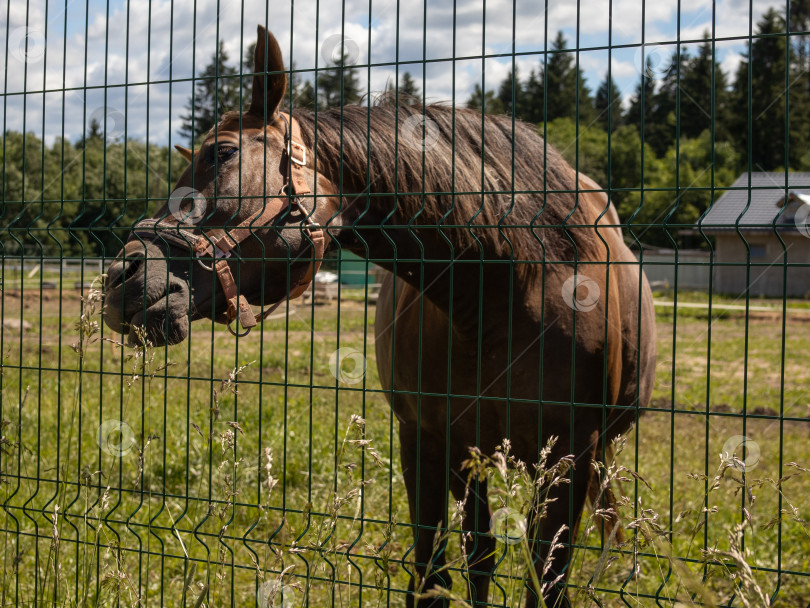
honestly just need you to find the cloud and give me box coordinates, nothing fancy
[611,57,642,81]
[0,0,781,146]
[721,49,744,79]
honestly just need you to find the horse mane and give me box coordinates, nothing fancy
[292,102,590,263]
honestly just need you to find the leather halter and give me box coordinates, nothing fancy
[130,112,327,337]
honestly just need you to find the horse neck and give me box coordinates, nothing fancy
[306,107,524,330]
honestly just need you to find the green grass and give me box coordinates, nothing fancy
[652,288,810,311]
[0,286,808,606]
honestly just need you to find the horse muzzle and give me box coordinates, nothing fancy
[103,240,191,346]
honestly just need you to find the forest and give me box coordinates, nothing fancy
[2,7,808,256]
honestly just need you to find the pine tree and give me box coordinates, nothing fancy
[466,84,505,115]
[790,0,810,76]
[625,56,656,136]
[543,31,595,124]
[731,9,799,170]
[789,0,810,167]
[544,32,574,121]
[241,41,256,110]
[294,80,317,109]
[594,75,623,132]
[400,72,420,98]
[497,67,524,117]
[285,63,315,110]
[317,53,363,108]
[80,118,103,148]
[576,67,597,126]
[679,34,728,141]
[646,49,688,156]
[521,68,544,123]
[179,41,240,144]
[383,71,421,104]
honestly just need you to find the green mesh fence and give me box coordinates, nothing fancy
[1,2,810,607]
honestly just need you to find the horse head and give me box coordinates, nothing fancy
[103,26,336,345]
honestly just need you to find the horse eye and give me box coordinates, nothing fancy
[217,145,238,163]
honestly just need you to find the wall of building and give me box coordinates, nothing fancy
[713,232,810,298]
[637,249,712,291]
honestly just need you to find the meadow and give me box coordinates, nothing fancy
[0,280,808,607]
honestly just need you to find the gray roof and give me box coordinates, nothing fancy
[699,172,810,232]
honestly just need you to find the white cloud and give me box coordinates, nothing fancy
[611,57,641,81]
[721,49,744,79]
[0,0,787,146]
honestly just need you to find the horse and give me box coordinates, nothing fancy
[102,26,656,607]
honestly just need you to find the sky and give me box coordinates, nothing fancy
[0,0,782,146]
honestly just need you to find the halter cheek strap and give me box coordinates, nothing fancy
[131,112,328,337]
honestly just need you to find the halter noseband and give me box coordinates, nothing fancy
[130,112,327,337]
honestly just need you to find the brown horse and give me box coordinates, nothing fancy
[102,26,656,607]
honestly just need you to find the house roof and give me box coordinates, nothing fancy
[699,172,810,232]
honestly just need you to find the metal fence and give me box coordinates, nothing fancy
[2,2,810,607]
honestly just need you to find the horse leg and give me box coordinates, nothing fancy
[450,471,495,606]
[525,430,598,608]
[400,424,453,607]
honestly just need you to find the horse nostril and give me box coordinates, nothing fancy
[123,256,143,283]
[107,254,144,290]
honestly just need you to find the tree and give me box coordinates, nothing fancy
[790,0,810,76]
[497,67,525,117]
[317,53,363,107]
[179,41,240,144]
[88,118,103,141]
[640,49,688,157]
[679,34,729,141]
[594,75,623,132]
[465,84,505,115]
[543,31,595,124]
[625,56,656,132]
[521,68,544,123]
[0,129,187,257]
[382,71,421,104]
[545,116,609,187]
[282,62,318,110]
[241,41,256,109]
[608,125,660,220]
[294,80,317,109]
[789,0,810,169]
[400,72,420,98]
[76,118,103,149]
[730,9,799,170]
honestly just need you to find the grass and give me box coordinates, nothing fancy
[0,283,808,606]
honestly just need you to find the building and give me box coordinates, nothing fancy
[699,172,810,298]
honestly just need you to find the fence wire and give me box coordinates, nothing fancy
[1,1,810,607]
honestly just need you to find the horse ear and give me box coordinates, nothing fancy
[248,25,287,120]
[174,145,194,163]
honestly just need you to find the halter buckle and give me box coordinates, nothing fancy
[195,244,231,271]
[287,140,307,166]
